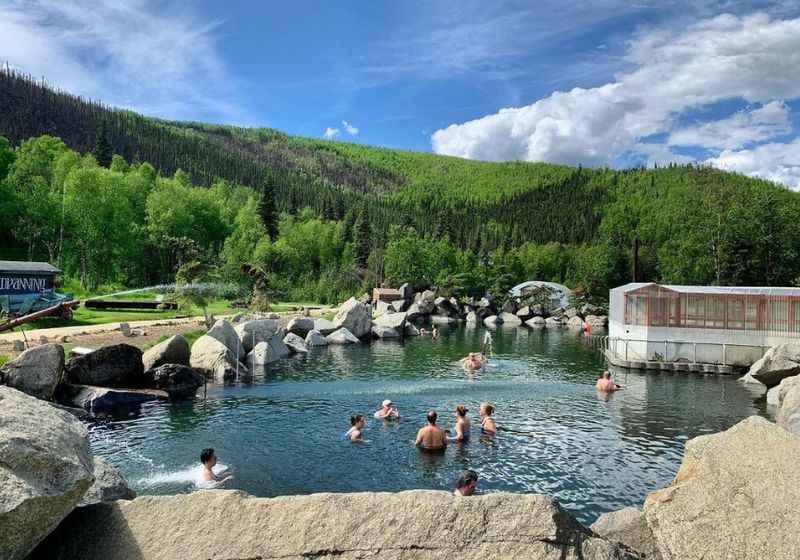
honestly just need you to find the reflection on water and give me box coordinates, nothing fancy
[87,325,768,524]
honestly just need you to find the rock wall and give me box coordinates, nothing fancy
[32,490,637,560]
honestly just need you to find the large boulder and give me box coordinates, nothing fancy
[190,335,245,382]
[775,376,800,436]
[434,297,459,317]
[431,315,458,325]
[78,457,136,507]
[142,335,190,371]
[404,323,420,337]
[31,490,637,560]
[405,302,430,322]
[56,384,169,412]
[333,298,372,338]
[374,300,391,317]
[498,312,522,326]
[643,416,800,560]
[0,387,94,560]
[592,507,661,560]
[465,311,478,324]
[585,315,608,329]
[283,333,309,354]
[148,364,204,399]
[516,306,534,321]
[0,343,64,400]
[65,344,146,388]
[304,329,328,347]
[313,318,337,336]
[327,328,360,345]
[526,316,546,328]
[207,319,245,359]
[287,317,315,337]
[398,282,413,300]
[545,316,563,328]
[234,319,281,353]
[246,337,291,369]
[372,326,401,339]
[390,299,408,312]
[567,316,585,329]
[746,343,800,387]
[483,315,502,328]
[373,311,407,331]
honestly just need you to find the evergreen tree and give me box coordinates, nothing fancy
[353,209,371,268]
[257,179,279,240]
[93,120,112,167]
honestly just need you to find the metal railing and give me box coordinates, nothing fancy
[604,336,768,366]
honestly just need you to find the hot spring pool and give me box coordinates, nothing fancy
[87,325,769,524]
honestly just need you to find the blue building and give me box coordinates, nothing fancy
[0,261,73,316]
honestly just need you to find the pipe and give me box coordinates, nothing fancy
[0,301,79,333]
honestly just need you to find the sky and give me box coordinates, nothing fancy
[2,0,800,188]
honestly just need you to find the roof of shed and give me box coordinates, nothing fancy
[0,261,61,274]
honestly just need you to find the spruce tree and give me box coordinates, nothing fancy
[258,178,279,240]
[353,209,371,268]
[93,121,113,167]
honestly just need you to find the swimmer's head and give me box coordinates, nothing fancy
[382,399,393,409]
[455,470,479,495]
[200,448,216,467]
[350,414,364,427]
[603,371,611,379]
[427,410,438,424]
[456,405,468,417]
[480,403,494,416]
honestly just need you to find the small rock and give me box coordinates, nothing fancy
[148,364,204,399]
[119,323,131,337]
[12,339,25,351]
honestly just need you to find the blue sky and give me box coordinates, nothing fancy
[2,0,800,187]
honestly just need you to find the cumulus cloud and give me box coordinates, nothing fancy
[342,120,359,136]
[323,127,340,139]
[706,139,800,187]
[0,0,243,121]
[432,13,800,186]
[669,101,791,150]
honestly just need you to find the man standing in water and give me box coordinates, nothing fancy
[415,410,447,451]
[375,399,400,420]
[453,470,479,496]
[596,371,621,392]
[200,448,233,487]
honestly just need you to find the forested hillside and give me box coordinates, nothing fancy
[2,69,799,305]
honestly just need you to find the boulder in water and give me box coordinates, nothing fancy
[643,416,800,559]
[745,343,800,387]
[206,319,245,359]
[498,312,522,326]
[374,300,391,317]
[591,507,661,560]
[545,317,563,328]
[78,457,136,507]
[372,326,400,339]
[567,316,585,329]
[234,319,282,352]
[190,335,245,382]
[305,329,328,347]
[142,335,190,371]
[31,490,637,560]
[65,344,147,388]
[327,328,360,344]
[483,315,502,327]
[333,298,372,338]
[526,316,546,328]
[56,384,169,411]
[404,323,420,337]
[0,343,64,400]
[391,299,408,312]
[148,364,204,399]
[374,311,407,331]
[246,336,290,369]
[466,311,477,324]
[516,306,533,321]
[0,387,94,560]
[775,375,800,436]
[283,332,309,354]
[431,315,458,324]
[287,317,314,337]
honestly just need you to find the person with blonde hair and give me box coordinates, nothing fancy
[479,403,497,436]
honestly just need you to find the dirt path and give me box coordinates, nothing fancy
[0,307,336,357]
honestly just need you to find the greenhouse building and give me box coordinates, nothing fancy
[608,282,800,370]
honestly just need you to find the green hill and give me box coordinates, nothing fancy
[2,69,799,302]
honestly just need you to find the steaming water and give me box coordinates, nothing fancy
[87,282,237,300]
[86,325,769,524]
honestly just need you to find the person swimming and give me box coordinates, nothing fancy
[452,405,471,442]
[453,469,479,496]
[595,371,621,392]
[374,399,400,420]
[461,352,483,371]
[415,410,447,451]
[199,448,233,487]
[344,414,365,442]
[479,403,497,436]
[431,327,439,340]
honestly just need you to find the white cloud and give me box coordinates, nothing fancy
[706,139,800,188]
[432,13,800,185]
[323,127,340,139]
[342,120,359,136]
[0,0,243,121]
[669,101,791,150]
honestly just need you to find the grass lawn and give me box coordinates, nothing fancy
[16,295,320,331]
[0,355,8,367]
